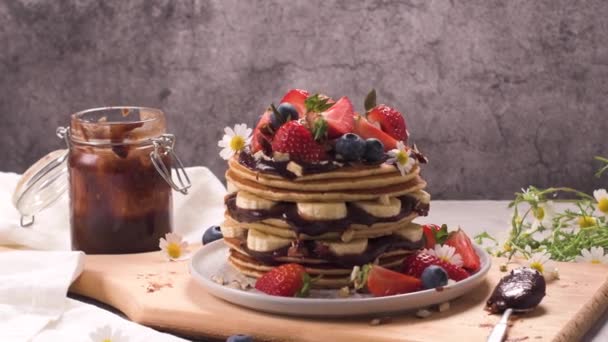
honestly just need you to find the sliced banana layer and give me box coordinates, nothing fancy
[226,181,239,194]
[236,191,277,210]
[297,202,347,220]
[410,190,431,204]
[325,238,368,256]
[246,228,292,252]
[220,224,247,239]
[393,222,423,242]
[353,197,401,218]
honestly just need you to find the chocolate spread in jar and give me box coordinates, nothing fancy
[68,107,173,254]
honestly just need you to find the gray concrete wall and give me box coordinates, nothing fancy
[1,0,607,199]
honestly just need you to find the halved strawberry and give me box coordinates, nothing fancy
[422,224,440,249]
[366,265,421,297]
[445,228,481,272]
[367,104,408,142]
[271,121,327,162]
[251,110,272,154]
[403,252,470,281]
[255,263,310,297]
[280,89,309,117]
[319,96,355,138]
[353,115,397,151]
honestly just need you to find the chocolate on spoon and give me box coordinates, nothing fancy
[486,267,546,314]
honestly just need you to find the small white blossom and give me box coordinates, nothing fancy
[575,247,608,264]
[89,325,127,342]
[218,123,252,160]
[527,251,558,281]
[521,187,539,202]
[424,244,463,267]
[530,201,555,231]
[159,232,190,261]
[593,189,608,216]
[387,141,416,176]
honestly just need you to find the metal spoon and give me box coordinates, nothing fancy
[486,308,533,342]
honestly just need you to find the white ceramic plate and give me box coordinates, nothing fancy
[189,240,492,317]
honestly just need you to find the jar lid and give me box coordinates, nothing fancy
[12,149,69,227]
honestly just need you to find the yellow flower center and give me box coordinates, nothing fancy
[396,151,408,165]
[529,261,544,274]
[102,339,111,342]
[592,259,601,264]
[503,243,512,252]
[578,216,597,228]
[533,207,545,220]
[229,135,246,152]
[166,242,182,259]
[598,198,608,214]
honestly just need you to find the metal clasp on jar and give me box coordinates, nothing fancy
[150,134,192,195]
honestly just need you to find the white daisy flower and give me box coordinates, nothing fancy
[217,123,252,160]
[159,232,190,261]
[521,187,539,202]
[530,201,554,230]
[527,251,558,281]
[424,244,463,267]
[89,325,127,342]
[575,247,608,264]
[593,189,608,216]
[387,141,416,176]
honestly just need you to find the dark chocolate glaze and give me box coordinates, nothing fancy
[239,234,425,268]
[486,267,546,313]
[238,149,388,179]
[225,193,429,236]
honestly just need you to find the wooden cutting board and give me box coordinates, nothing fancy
[62,243,608,342]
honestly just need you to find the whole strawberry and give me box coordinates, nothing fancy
[255,263,311,297]
[271,121,327,162]
[367,104,408,142]
[403,252,470,281]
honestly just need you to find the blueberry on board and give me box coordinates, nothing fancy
[226,334,254,342]
[335,133,366,161]
[202,225,223,245]
[277,103,299,121]
[421,265,449,289]
[363,138,384,162]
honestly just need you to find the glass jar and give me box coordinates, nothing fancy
[13,106,190,254]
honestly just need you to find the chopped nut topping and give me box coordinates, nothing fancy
[416,309,432,318]
[438,302,450,312]
[338,286,350,298]
[286,161,303,177]
[341,229,355,242]
[211,275,226,285]
[369,317,392,326]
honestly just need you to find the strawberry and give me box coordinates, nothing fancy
[366,265,421,297]
[280,89,309,118]
[445,228,481,272]
[271,121,327,162]
[251,110,272,154]
[353,115,397,151]
[319,96,355,138]
[255,263,311,297]
[422,224,440,249]
[367,104,408,142]
[403,252,470,281]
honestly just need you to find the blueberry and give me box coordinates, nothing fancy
[335,133,366,161]
[202,225,223,245]
[270,111,283,130]
[363,138,384,162]
[421,265,448,289]
[277,103,299,121]
[226,335,254,342]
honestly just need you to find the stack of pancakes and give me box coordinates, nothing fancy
[221,154,430,288]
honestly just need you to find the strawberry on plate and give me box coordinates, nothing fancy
[403,252,470,281]
[280,89,309,117]
[353,115,397,151]
[255,263,311,297]
[422,224,440,249]
[251,110,272,154]
[445,228,481,272]
[367,104,408,142]
[366,265,421,297]
[319,96,355,138]
[272,121,327,162]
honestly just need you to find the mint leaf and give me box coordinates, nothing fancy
[435,224,449,244]
[364,89,377,112]
[305,94,334,113]
[312,117,328,141]
[296,273,311,297]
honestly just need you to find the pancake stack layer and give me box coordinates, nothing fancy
[221,154,430,288]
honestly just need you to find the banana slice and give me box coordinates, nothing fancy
[410,190,431,204]
[246,229,292,252]
[297,202,347,220]
[220,224,246,239]
[353,197,401,218]
[394,223,423,242]
[226,181,239,194]
[325,238,368,256]
[236,191,277,210]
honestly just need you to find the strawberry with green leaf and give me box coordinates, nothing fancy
[255,263,311,297]
[445,228,481,272]
[271,121,327,162]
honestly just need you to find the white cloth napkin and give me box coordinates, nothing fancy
[0,166,226,341]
